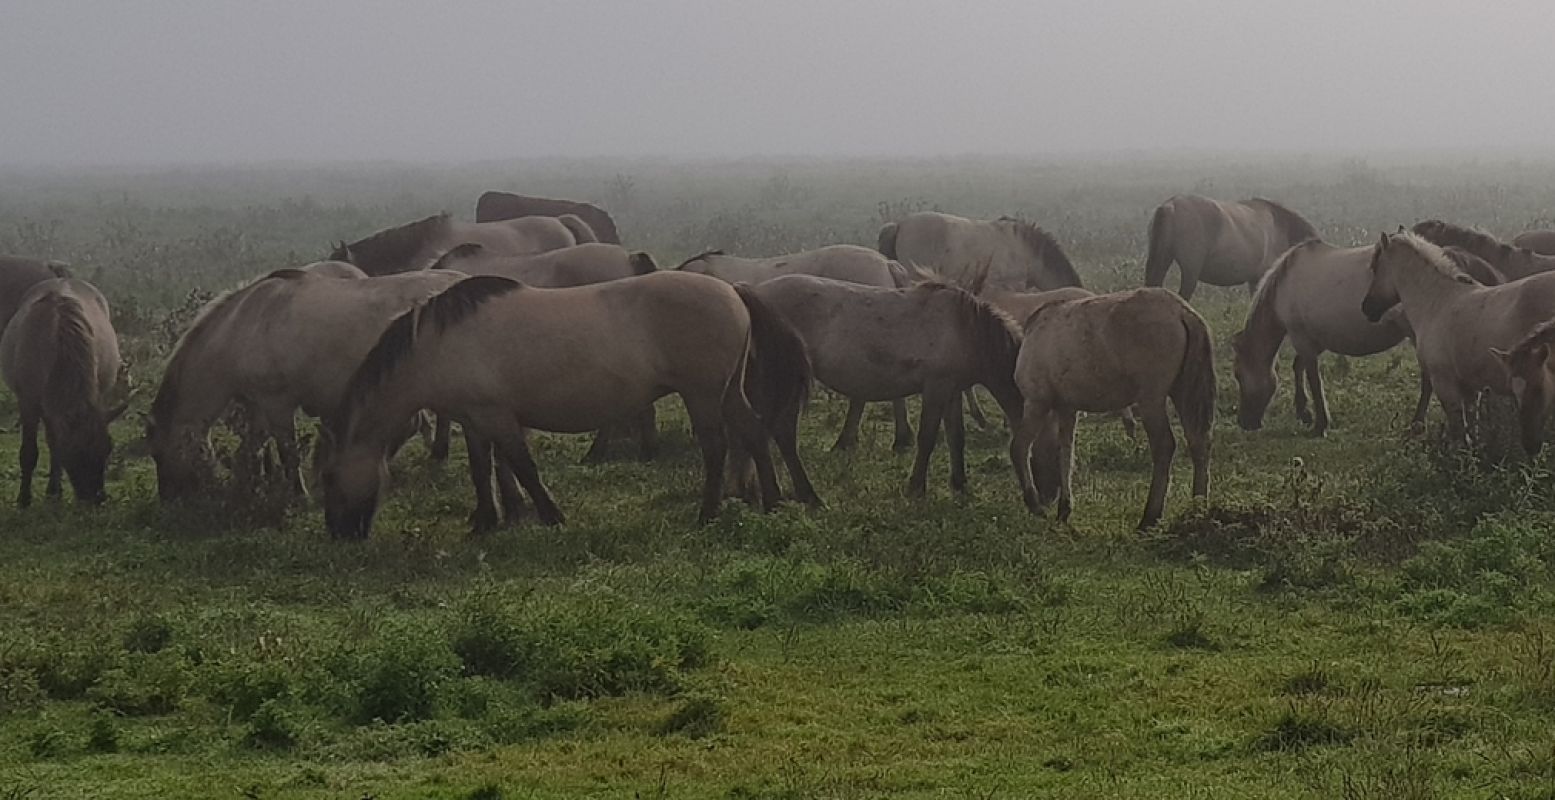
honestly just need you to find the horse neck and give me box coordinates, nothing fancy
[341,352,433,454]
[1240,283,1287,370]
[1391,259,1473,323]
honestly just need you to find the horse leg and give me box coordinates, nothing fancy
[964,388,991,430]
[1180,402,1212,500]
[493,432,564,525]
[464,430,501,533]
[768,390,822,507]
[635,404,659,462]
[256,404,305,497]
[832,398,865,451]
[1138,402,1176,531]
[430,414,452,463]
[1178,270,1200,301]
[891,399,915,452]
[1292,356,1312,425]
[1009,400,1046,513]
[1305,357,1330,436]
[1409,370,1433,436]
[581,427,614,464]
[1054,410,1080,522]
[946,392,968,493]
[1118,406,1138,439]
[682,394,733,522]
[907,388,951,497]
[17,411,39,508]
[721,388,781,513]
[43,420,63,499]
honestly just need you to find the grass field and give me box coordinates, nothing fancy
[3,155,1555,799]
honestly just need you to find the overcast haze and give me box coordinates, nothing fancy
[4,0,1553,166]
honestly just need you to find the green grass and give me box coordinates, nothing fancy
[3,156,1555,798]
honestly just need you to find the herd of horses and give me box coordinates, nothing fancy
[5,189,1555,537]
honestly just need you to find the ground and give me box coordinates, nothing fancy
[2,156,1555,799]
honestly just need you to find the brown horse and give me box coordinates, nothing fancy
[1411,220,1555,281]
[679,246,916,452]
[1364,232,1555,448]
[1515,230,1555,256]
[1,256,71,335]
[879,212,1081,291]
[476,191,621,244]
[1,278,125,506]
[147,266,463,500]
[320,271,817,538]
[330,213,578,275]
[1144,195,1318,299]
[1012,289,1215,530]
[1492,319,1555,455]
[740,275,1023,497]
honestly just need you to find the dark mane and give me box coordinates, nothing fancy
[674,249,725,270]
[996,217,1081,288]
[1442,246,1505,286]
[1247,198,1319,243]
[333,213,452,274]
[1411,219,1516,264]
[150,269,308,428]
[45,292,101,418]
[429,242,485,270]
[336,275,521,427]
[923,282,1023,401]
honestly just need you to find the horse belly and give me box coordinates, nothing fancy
[812,348,925,402]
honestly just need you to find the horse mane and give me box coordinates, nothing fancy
[337,275,521,426]
[1243,238,1319,339]
[1247,198,1319,242]
[1442,246,1505,286]
[45,293,101,419]
[1411,219,1517,264]
[333,213,452,272]
[922,282,1022,397]
[674,249,725,270]
[1389,231,1470,282]
[996,217,1080,286]
[150,269,309,428]
[430,242,485,270]
[1509,318,1555,359]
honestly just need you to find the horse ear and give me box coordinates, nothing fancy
[1378,232,1390,249]
[1396,225,1406,234]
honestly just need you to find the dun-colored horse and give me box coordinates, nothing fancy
[1,278,125,506]
[1412,220,1555,281]
[879,212,1080,291]
[320,271,818,538]
[1492,319,1555,455]
[330,213,580,275]
[1144,195,1318,299]
[476,191,621,245]
[1012,289,1215,530]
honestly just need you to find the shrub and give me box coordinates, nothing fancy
[657,694,724,739]
[356,625,459,723]
[121,616,174,654]
[244,699,301,749]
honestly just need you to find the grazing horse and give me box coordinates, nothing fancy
[1491,319,1555,455]
[147,266,463,501]
[1012,289,1215,530]
[1144,195,1318,299]
[740,275,1023,497]
[1515,230,1555,256]
[320,271,818,539]
[879,212,1081,291]
[678,246,915,452]
[1411,220,1555,281]
[430,241,662,465]
[0,278,125,506]
[1363,232,1555,448]
[330,213,578,276]
[476,191,621,244]
[1,256,71,335]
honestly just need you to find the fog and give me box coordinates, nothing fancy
[4,0,1552,166]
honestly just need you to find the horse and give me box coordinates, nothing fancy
[147,265,464,501]
[1144,195,1319,299]
[739,275,1022,497]
[1011,289,1215,530]
[0,278,125,506]
[319,271,818,539]
[678,246,915,452]
[1411,220,1555,281]
[329,213,578,276]
[1,256,72,335]
[476,191,621,244]
[879,212,1081,291]
[1515,230,1555,256]
[1363,232,1555,448]
[430,242,662,464]
[1491,319,1555,455]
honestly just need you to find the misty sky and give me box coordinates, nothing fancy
[4,0,1552,166]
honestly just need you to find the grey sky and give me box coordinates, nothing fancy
[4,0,1551,165]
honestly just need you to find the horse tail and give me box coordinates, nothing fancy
[877,222,900,260]
[557,214,599,244]
[44,293,102,422]
[1145,201,1176,288]
[1170,305,1217,439]
[629,251,658,275]
[733,284,811,427]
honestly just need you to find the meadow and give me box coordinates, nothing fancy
[3,154,1555,799]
